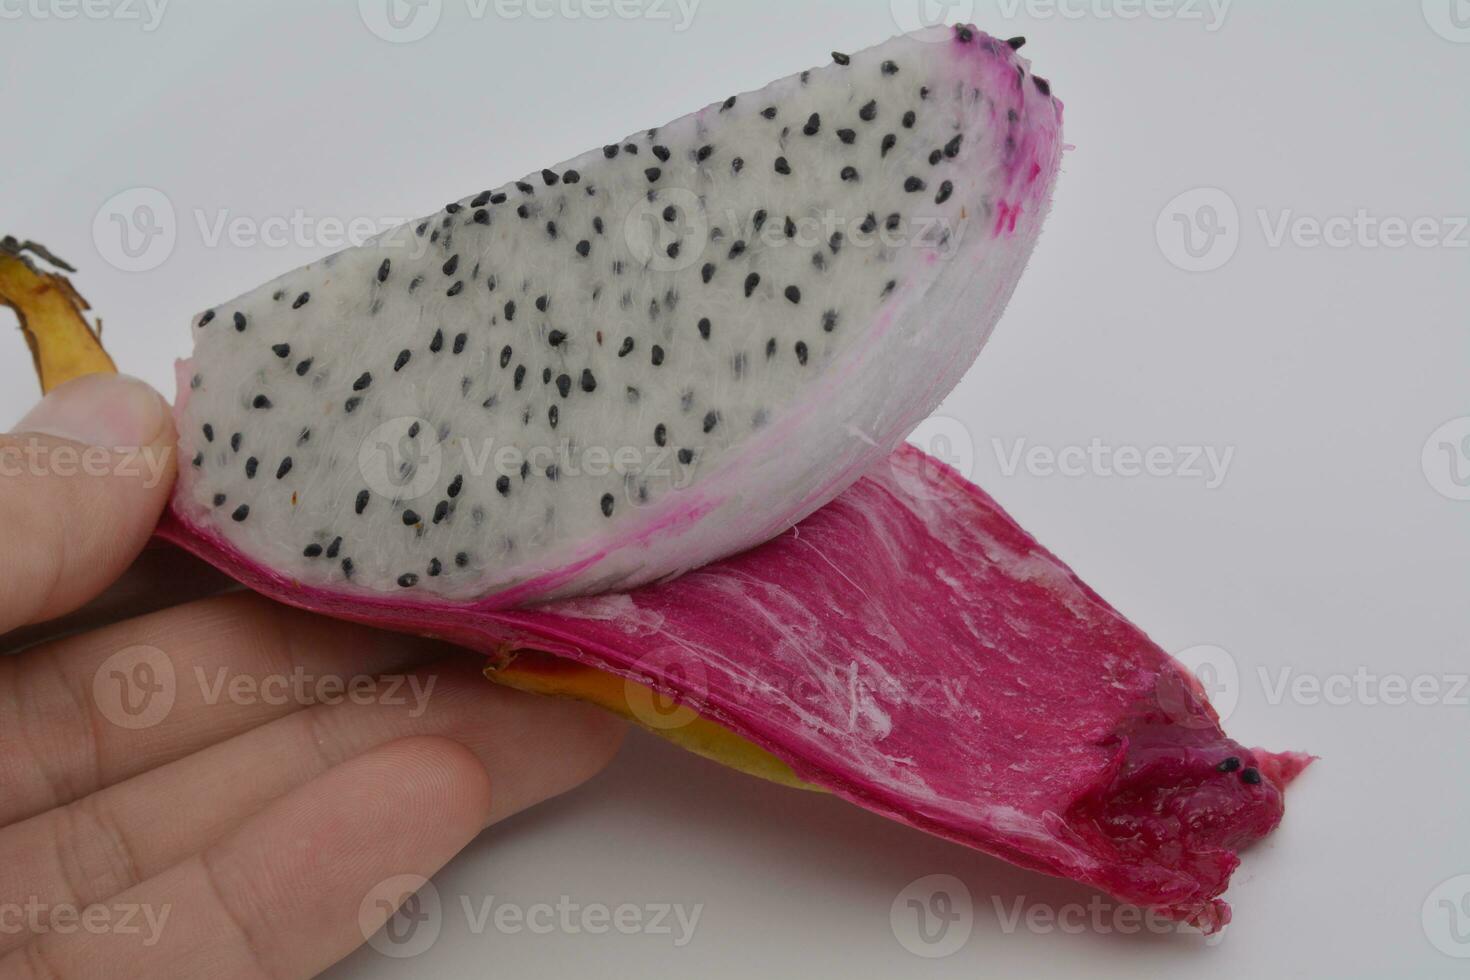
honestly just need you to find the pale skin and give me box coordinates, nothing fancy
[0,373,627,978]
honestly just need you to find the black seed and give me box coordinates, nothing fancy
[859,100,877,122]
[505,300,516,321]
[345,397,361,413]
[516,181,534,194]
[230,433,242,452]
[592,217,603,234]
[580,369,597,393]
[774,156,791,175]
[882,60,899,75]
[721,95,736,110]
[645,167,662,182]
[555,373,572,398]
[516,204,529,219]
[548,405,559,428]
[860,213,877,233]
[514,365,526,389]
[303,543,322,558]
[446,281,463,297]
[881,133,896,156]
[840,166,859,182]
[198,310,215,327]
[753,209,767,231]
[472,191,492,207]
[326,536,342,558]
[795,341,809,365]
[341,558,354,577]
[402,509,421,527]
[295,358,313,377]
[803,112,821,136]
[575,239,591,257]
[678,448,694,464]
[654,423,667,447]
[541,168,559,186]
[618,337,634,357]
[542,368,552,385]
[698,262,716,284]
[1007,35,1027,50]
[761,106,778,120]
[455,551,469,567]
[929,149,943,166]
[397,573,418,588]
[836,128,856,145]
[766,338,777,358]
[744,273,760,297]
[782,216,796,239]
[353,372,373,391]
[651,345,665,366]
[443,255,459,276]
[490,192,506,204]
[623,143,638,154]
[666,242,680,259]
[702,411,718,433]
[832,51,850,65]
[545,221,557,239]
[231,504,249,522]
[731,156,744,173]
[427,558,442,577]
[1034,76,1051,97]
[829,233,844,253]
[886,212,902,232]
[494,475,510,496]
[252,395,272,409]
[212,493,226,507]
[1241,767,1263,785]
[785,285,801,304]
[944,134,963,158]
[1217,757,1242,772]
[447,474,463,499]
[935,181,954,205]
[276,457,292,479]
[822,309,838,331]
[473,209,489,224]
[394,349,411,372]
[453,333,466,354]
[548,330,567,348]
[652,144,670,162]
[445,201,463,213]
[697,317,711,340]
[191,452,202,467]
[431,499,449,524]
[905,176,927,192]
[271,343,290,358]
[902,110,916,129]
[233,311,247,332]
[603,144,619,158]
[696,144,713,162]
[956,25,974,42]
[729,240,746,258]
[292,292,310,309]
[202,423,215,442]
[356,489,370,514]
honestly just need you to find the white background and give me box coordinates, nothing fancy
[3,0,1468,976]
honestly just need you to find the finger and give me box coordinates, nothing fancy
[0,374,177,636]
[0,546,238,655]
[0,593,454,826]
[0,660,622,943]
[1,737,497,980]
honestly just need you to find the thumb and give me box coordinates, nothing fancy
[1,373,176,634]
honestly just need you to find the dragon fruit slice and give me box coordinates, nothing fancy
[168,26,1063,603]
[159,446,1307,931]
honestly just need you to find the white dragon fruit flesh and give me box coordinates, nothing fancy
[169,26,1063,604]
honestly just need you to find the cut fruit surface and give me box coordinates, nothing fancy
[169,26,1063,604]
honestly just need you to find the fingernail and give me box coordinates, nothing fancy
[14,374,167,449]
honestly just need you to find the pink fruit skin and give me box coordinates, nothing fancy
[158,445,1309,932]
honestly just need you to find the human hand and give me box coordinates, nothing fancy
[0,374,626,979]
